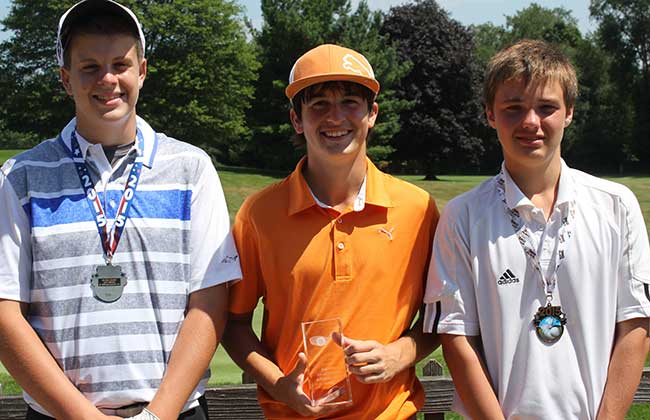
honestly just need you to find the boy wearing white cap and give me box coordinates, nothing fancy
[222,44,440,419]
[0,1,241,419]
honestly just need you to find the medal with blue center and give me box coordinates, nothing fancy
[496,172,576,345]
[533,294,567,344]
[61,128,145,303]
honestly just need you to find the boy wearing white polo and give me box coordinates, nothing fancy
[424,39,650,419]
[0,1,240,419]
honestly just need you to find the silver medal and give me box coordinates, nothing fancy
[91,264,127,303]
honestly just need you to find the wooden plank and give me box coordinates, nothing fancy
[1,370,649,418]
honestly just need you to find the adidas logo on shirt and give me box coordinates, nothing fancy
[498,269,519,285]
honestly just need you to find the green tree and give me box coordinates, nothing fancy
[0,0,258,162]
[382,0,485,179]
[590,0,650,170]
[566,37,636,173]
[244,0,408,170]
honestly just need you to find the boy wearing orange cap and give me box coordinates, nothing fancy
[222,44,440,419]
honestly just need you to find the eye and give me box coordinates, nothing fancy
[309,100,329,110]
[114,61,130,71]
[504,104,522,112]
[81,64,99,72]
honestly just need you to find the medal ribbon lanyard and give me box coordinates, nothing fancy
[496,172,575,302]
[66,130,145,264]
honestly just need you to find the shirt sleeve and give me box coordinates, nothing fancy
[228,208,265,315]
[188,160,242,292]
[616,188,650,322]
[0,170,32,302]
[423,200,480,335]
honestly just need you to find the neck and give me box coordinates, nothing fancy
[303,152,367,212]
[505,157,562,220]
[75,115,137,147]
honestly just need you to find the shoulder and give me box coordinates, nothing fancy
[153,133,213,164]
[442,176,500,221]
[237,176,291,222]
[1,138,64,174]
[151,133,217,184]
[569,167,639,211]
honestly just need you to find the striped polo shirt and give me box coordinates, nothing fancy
[0,117,241,414]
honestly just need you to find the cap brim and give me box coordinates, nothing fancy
[286,73,380,100]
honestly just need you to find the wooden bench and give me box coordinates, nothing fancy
[1,362,649,419]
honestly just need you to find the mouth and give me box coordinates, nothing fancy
[93,92,125,106]
[515,135,544,146]
[321,129,352,139]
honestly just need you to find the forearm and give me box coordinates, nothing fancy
[387,314,440,371]
[0,300,100,420]
[147,284,228,420]
[597,318,650,420]
[221,316,285,393]
[441,334,504,420]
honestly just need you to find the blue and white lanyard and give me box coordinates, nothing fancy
[62,130,144,264]
[496,172,575,301]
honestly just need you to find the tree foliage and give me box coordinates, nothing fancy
[590,0,650,168]
[0,0,258,162]
[382,0,485,178]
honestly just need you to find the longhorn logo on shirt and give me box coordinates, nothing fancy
[342,54,375,78]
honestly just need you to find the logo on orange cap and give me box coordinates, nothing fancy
[286,44,380,100]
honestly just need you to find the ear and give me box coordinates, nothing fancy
[367,102,379,129]
[485,106,497,129]
[138,58,147,89]
[564,106,574,128]
[60,67,74,96]
[290,108,303,134]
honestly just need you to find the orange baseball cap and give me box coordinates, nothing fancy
[285,44,380,100]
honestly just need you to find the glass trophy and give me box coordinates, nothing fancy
[301,318,353,406]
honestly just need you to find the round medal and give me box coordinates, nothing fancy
[533,303,567,344]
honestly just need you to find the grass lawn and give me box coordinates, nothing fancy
[0,149,24,163]
[1,154,650,418]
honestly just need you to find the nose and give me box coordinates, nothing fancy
[326,103,345,123]
[98,68,118,85]
[521,108,540,129]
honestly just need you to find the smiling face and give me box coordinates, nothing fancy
[290,84,378,165]
[486,77,573,174]
[60,33,146,143]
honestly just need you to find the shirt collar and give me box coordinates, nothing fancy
[288,157,393,216]
[501,159,574,210]
[59,116,158,168]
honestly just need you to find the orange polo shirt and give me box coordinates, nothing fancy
[229,157,439,420]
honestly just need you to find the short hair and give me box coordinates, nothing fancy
[61,12,144,68]
[291,81,376,146]
[483,39,578,111]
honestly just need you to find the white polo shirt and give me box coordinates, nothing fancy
[423,160,650,420]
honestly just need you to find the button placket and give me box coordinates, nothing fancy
[332,213,352,281]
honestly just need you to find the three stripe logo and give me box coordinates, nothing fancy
[498,269,519,285]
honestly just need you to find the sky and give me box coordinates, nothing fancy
[0,0,596,40]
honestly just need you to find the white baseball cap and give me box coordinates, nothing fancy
[56,0,146,67]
